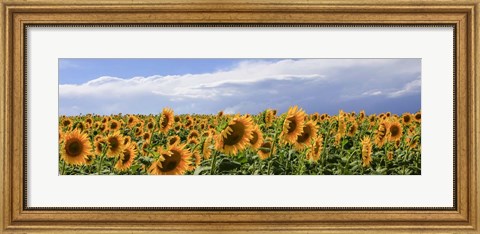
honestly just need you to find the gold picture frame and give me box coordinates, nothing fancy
[1,0,479,232]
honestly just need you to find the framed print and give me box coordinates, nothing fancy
[1,0,479,233]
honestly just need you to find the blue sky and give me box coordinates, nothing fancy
[59,58,421,116]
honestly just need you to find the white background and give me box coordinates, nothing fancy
[27,27,453,207]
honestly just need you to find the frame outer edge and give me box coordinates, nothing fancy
[0,0,5,232]
[2,0,480,232]
[474,2,479,231]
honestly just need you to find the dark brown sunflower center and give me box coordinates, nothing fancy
[143,133,150,140]
[110,122,118,129]
[169,137,178,145]
[108,137,120,150]
[121,150,131,164]
[415,113,421,120]
[296,126,312,143]
[63,120,71,126]
[160,150,181,172]
[286,117,297,134]
[348,125,356,134]
[314,143,320,154]
[223,121,246,146]
[147,122,154,129]
[404,115,411,122]
[250,131,259,145]
[128,118,134,124]
[189,132,199,139]
[390,126,400,137]
[66,139,83,157]
[161,116,169,128]
[95,141,104,152]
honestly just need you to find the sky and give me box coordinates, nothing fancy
[59,58,421,116]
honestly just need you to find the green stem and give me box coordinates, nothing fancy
[97,146,107,175]
[97,155,104,175]
[210,151,219,175]
[267,159,272,175]
[61,159,66,175]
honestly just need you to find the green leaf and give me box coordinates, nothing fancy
[194,166,211,175]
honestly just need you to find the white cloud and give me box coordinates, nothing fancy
[59,59,421,115]
[387,79,421,98]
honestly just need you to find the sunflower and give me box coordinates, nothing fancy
[334,133,342,147]
[159,107,174,133]
[85,117,93,126]
[141,142,151,156]
[101,116,108,124]
[202,136,213,159]
[374,121,389,147]
[192,150,202,169]
[168,135,181,146]
[414,112,421,122]
[337,115,347,137]
[361,136,373,167]
[402,113,412,124]
[105,131,125,157]
[60,129,92,165]
[174,116,181,123]
[108,119,121,132]
[320,114,328,122]
[98,123,107,133]
[394,139,400,148]
[265,109,275,127]
[58,130,63,143]
[61,117,73,129]
[369,114,377,126]
[410,137,420,149]
[387,151,394,161]
[145,118,155,132]
[257,141,273,160]
[306,136,323,162]
[94,137,106,155]
[115,144,137,171]
[174,124,182,132]
[188,130,200,140]
[74,122,86,132]
[346,121,358,137]
[134,126,143,137]
[359,110,366,120]
[388,121,403,142]
[249,125,264,150]
[187,138,199,145]
[142,132,152,143]
[84,154,96,165]
[294,121,318,150]
[148,144,191,175]
[127,115,138,127]
[215,115,254,155]
[280,106,306,144]
[123,136,131,146]
[310,112,320,122]
[217,111,224,118]
[185,118,193,129]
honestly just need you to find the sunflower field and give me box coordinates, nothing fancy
[59,106,421,175]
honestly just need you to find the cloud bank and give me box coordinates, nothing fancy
[59,59,421,115]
